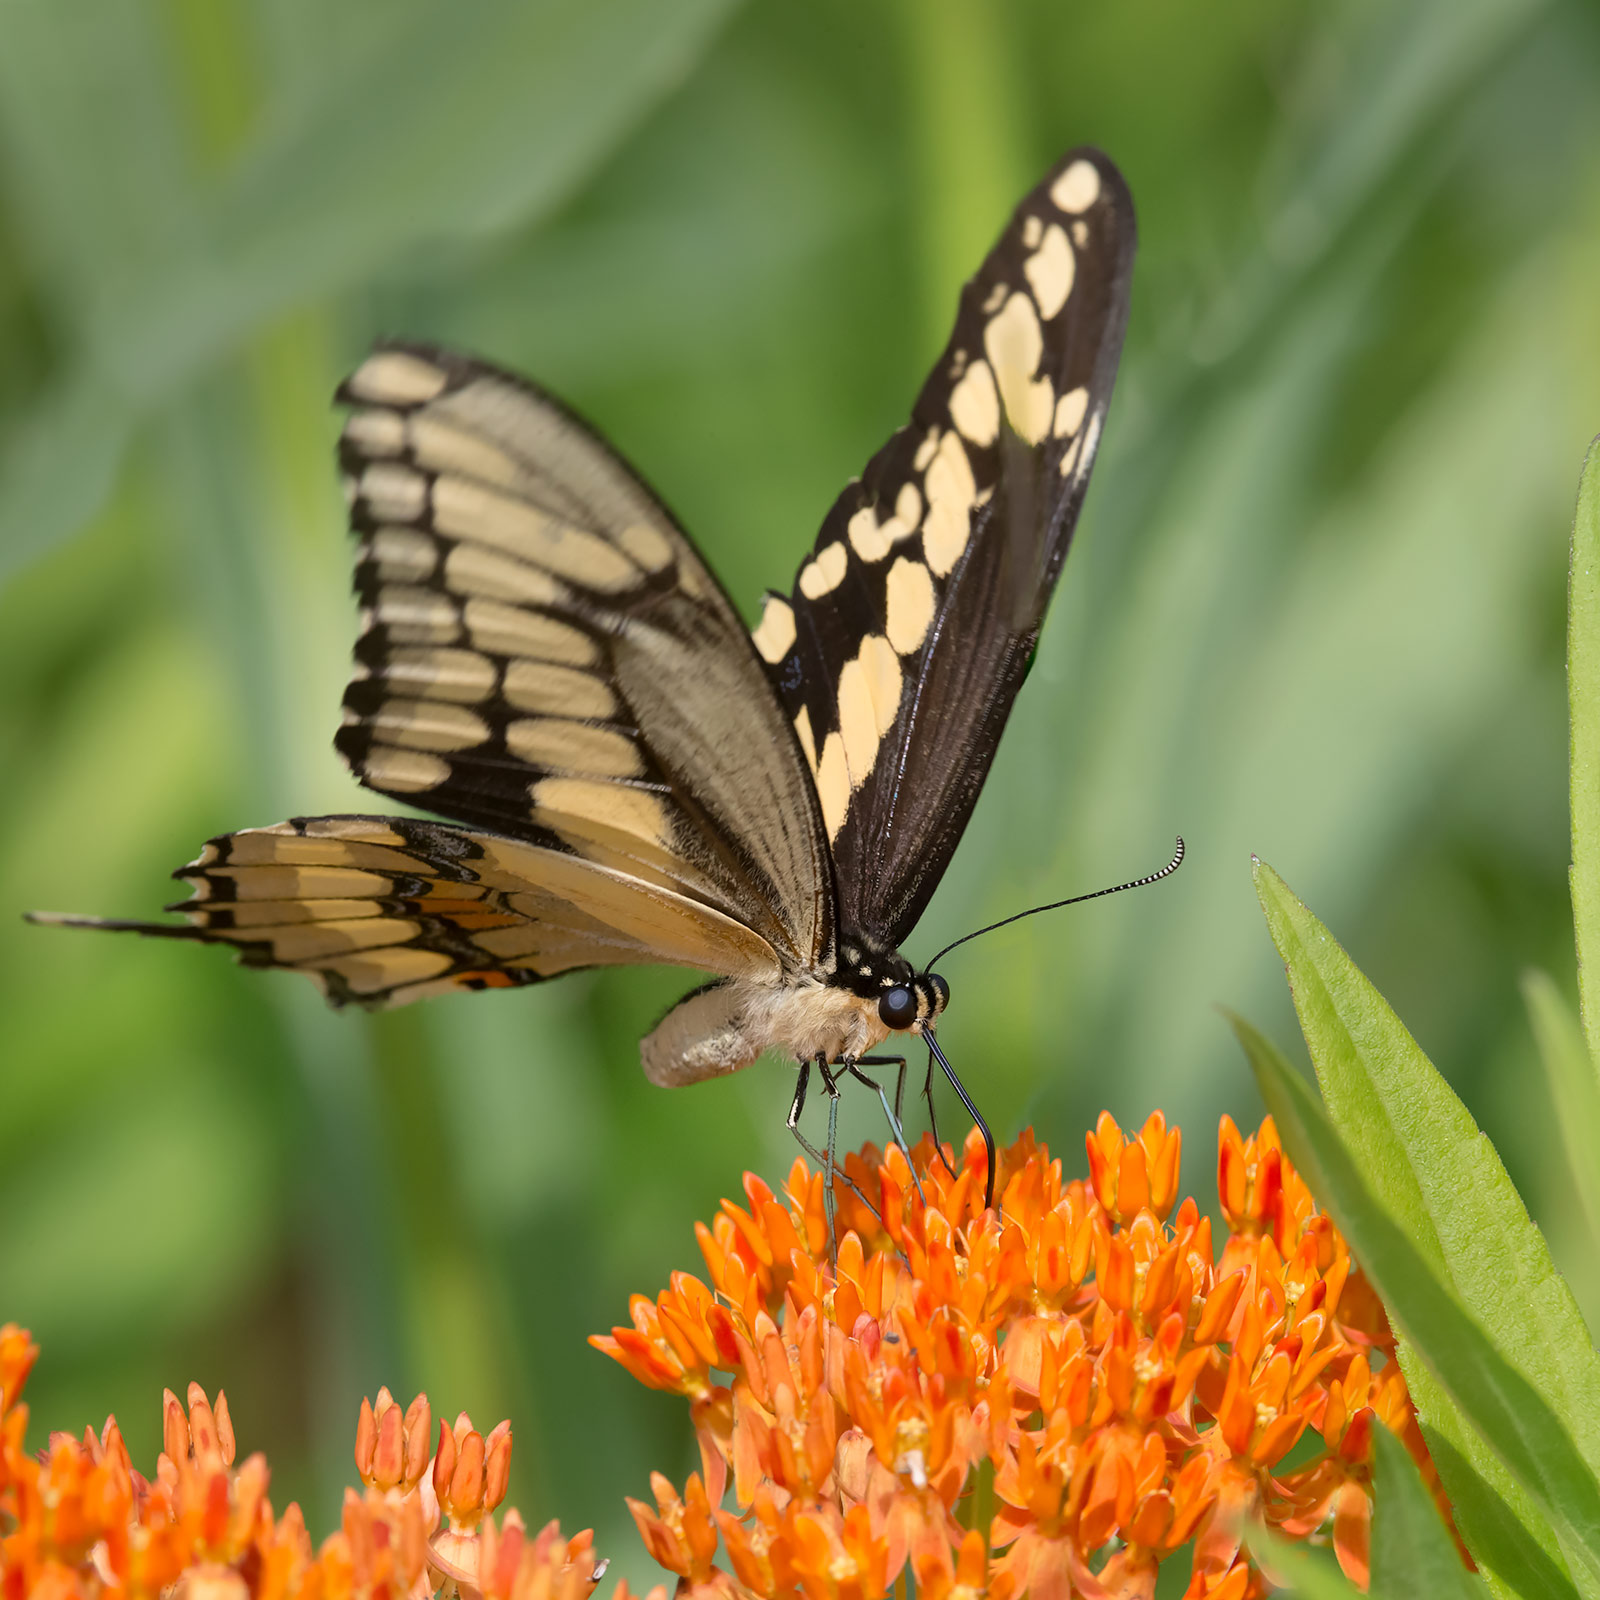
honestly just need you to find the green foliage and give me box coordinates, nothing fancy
[1236,449,1600,1597]
[1369,1424,1493,1600]
[1234,1009,1598,1597]
[1568,440,1600,1052]
[4,2,1600,1591]
[1524,971,1600,1252]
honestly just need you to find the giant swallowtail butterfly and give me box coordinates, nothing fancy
[35,149,1138,1209]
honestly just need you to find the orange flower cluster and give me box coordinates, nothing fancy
[595,1114,1456,1600]
[0,1333,640,1600]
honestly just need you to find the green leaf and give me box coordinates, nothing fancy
[1252,861,1600,1472]
[1249,1531,1370,1600]
[1570,438,1600,1061]
[1251,860,1600,1596]
[1231,1011,1600,1594]
[1524,970,1600,1247]
[1420,1429,1585,1600]
[1371,1421,1487,1598]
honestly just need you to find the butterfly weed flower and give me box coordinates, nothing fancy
[0,1357,653,1600]
[593,1114,1461,1599]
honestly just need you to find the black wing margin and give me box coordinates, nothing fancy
[749,148,1135,947]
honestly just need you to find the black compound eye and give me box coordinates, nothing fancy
[878,984,918,1030]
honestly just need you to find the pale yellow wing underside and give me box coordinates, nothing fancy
[335,344,833,974]
[35,815,781,1010]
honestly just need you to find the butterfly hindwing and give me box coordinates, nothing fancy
[32,816,783,1009]
[752,148,1135,946]
[335,346,834,973]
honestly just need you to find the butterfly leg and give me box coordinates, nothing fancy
[847,1057,926,1206]
[821,1059,843,1256]
[787,1057,894,1258]
[787,1056,843,1256]
[852,1054,908,1123]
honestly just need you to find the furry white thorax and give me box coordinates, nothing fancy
[639,972,895,1089]
[744,973,892,1062]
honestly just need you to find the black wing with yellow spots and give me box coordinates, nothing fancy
[748,148,1134,947]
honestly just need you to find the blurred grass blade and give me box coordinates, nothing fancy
[1570,439,1600,1061]
[1370,1422,1489,1598]
[1252,859,1600,1468]
[0,0,744,586]
[159,0,746,381]
[1198,0,1546,368]
[1525,970,1600,1247]
[0,381,130,588]
[1231,1012,1600,1596]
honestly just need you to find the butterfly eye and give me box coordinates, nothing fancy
[878,985,918,1030]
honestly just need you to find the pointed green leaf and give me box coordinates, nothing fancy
[1570,438,1600,1062]
[1371,1421,1488,1598]
[1525,971,1600,1247]
[1418,1427,1584,1600]
[1231,1012,1600,1592]
[1252,861,1600,1472]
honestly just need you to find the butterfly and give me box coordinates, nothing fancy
[33,148,1136,1215]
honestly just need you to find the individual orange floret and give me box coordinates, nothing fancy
[476,1513,634,1600]
[431,1410,512,1533]
[1086,1110,1183,1225]
[726,1305,839,1505]
[913,1527,1012,1600]
[1216,1115,1330,1263]
[323,1483,431,1598]
[150,1383,274,1572]
[626,1472,721,1587]
[715,1484,897,1600]
[589,1275,735,1400]
[354,1387,431,1494]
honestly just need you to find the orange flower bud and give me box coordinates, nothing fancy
[1,1324,39,1415]
[432,1409,513,1531]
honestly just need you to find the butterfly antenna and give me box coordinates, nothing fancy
[926,837,1185,970]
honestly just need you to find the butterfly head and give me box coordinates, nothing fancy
[877,970,949,1034]
[836,935,948,1036]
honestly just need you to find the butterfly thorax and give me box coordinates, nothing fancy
[638,936,947,1087]
[765,936,948,1064]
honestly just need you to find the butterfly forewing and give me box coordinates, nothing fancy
[336,346,834,973]
[751,149,1135,946]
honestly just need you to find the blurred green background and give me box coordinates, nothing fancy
[3,0,1600,1585]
